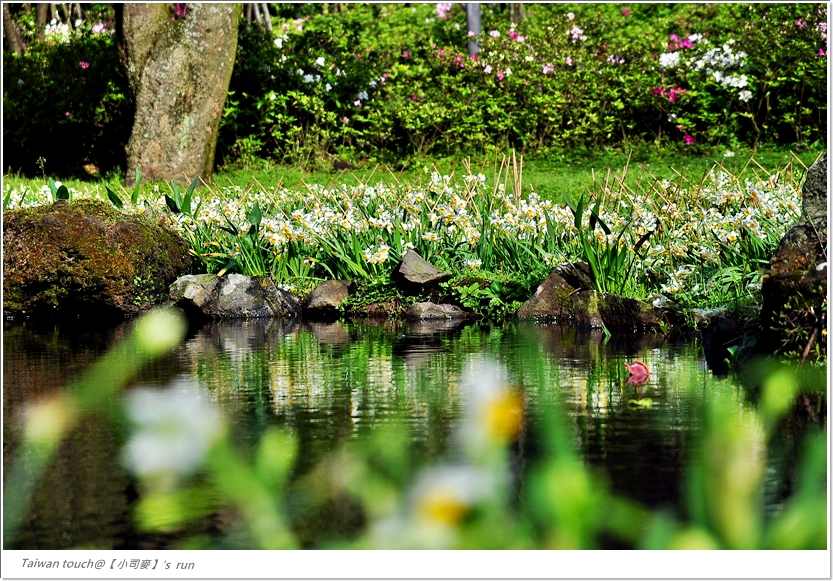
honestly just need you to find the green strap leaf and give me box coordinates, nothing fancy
[574,194,586,231]
[105,186,123,210]
[246,202,263,227]
[165,194,181,214]
[132,168,143,205]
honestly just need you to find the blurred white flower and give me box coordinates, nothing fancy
[122,378,224,488]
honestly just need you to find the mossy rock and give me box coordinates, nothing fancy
[3,200,191,319]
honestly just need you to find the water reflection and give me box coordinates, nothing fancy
[4,318,745,549]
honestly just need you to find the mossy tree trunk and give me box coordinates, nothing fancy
[118,3,241,185]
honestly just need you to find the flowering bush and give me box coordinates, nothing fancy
[219,3,827,166]
[3,4,825,174]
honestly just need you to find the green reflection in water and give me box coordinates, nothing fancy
[6,318,809,549]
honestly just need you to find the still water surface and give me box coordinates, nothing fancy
[4,317,753,549]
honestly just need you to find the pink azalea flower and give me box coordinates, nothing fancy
[497,71,505,80]
[80,61,89,69]
[683,133,695,145]
[621,8,631,16]
[489,30,500,37]
[342,116,349,123]
[795,19,807,27]
[509,30,518,40]
[624,361,650,386]
[542,63,554,74]
[567,12,575,20]
[668,86,686,102]
[819,48,826,57]
[484,64,493,74]
[402,51,409,58]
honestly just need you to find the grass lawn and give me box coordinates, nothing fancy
[3,147,823,205]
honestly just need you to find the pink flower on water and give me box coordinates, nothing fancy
[542,63,554,74]
[621,8,631,16]
[683,133,695,145]
[624,361,650,386]
[80,61,89,69]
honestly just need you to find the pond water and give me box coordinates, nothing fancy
[2,317,788,549]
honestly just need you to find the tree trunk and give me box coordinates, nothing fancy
[119,3,241,185]
[252,1,262,28]
[36,3,48,42]
[508,3,525,26]
[3,3,25,55]
[260,3,272,31]
[466,3,481,57]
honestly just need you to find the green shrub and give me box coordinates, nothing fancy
[3,23,132,176]
[219,3,827,166]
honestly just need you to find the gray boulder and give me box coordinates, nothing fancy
[170,274,301,320]
[404,301,467,320]
[304,280,355,319]
[515,262,593,320]
[391,250,451,292]
[759,153,827,357]
[572,290,664,330]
